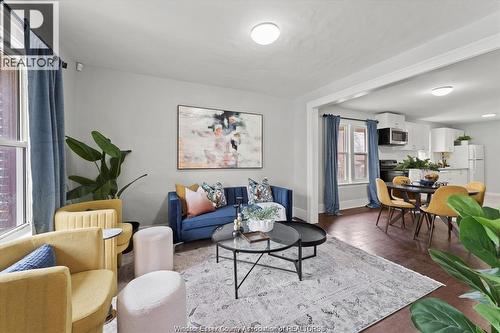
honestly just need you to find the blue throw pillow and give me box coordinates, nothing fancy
[1,244,56,273]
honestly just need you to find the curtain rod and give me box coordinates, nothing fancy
[322,114,379,123]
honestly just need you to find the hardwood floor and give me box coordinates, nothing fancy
[176,207,487,332]
[318,207,486,332]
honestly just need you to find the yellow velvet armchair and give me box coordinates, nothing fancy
[0,228,114,333]
[54,199,133,279]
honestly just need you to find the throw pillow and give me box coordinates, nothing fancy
[176,183,199,216]
[2,244,56,273]
[185,187,216,218]
[247,177,274,204]
[201,182,227,208]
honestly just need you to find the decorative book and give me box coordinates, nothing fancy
[241,231,270,243]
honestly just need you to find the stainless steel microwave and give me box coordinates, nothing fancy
[378,128,408,146]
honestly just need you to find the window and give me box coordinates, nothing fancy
[0,56,28,236]
[338,121,368,184]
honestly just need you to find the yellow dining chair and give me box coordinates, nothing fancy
[465,181,486,206]
[391,176,418,204]
[413,185,468,247]
[376,178,415,233]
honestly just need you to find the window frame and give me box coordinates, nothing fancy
[0,54,31,239]
[338,120,369,186]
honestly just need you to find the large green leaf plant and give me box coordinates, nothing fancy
[411,195,500,333]
[66,131,147,201]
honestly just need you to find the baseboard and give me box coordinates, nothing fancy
[293,206,308,220]
[486,192,500,197]
[318,199,367,213]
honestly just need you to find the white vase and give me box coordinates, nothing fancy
[461,140,469,145]
[408,169,423,183]
[248,219,274,232]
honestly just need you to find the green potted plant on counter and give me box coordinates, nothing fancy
[456,135,472,146]
[395,155,439,183]
[65,130,148,201]
[410,195,500,333]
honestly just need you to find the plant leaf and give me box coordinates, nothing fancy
[448,195,484,219]
[459,216,500,267]
[65,136,101,161]
[459,290,490,304]
[473,216,500,237]
[110,150,131,178]
[91,131,121,158]
[474,303,500,332]
[93,181,112,200]
[116,174,147,198]
[66,184,97,200]
[410,298,485,333]
[483,207,500,220]
[429,249,491,299]
[68,175,96,186]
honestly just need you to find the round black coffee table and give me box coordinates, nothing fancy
[212,221,326,299]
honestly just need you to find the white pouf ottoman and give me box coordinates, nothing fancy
[117,270,187,333]
[134,226,173,277]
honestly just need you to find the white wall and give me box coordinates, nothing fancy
[64,65,294,226]
[460,120,500,194]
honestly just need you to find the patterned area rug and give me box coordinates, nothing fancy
[106,237,442,332]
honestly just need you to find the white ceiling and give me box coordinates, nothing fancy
[58,0,500,98]
[338,49,500,124]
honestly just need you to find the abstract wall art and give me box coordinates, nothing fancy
[177,105,263,169]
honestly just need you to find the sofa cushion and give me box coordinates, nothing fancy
[71,269,114,333]
[176,183,199,216]
[182,205,235,231]
[2,244,56,273]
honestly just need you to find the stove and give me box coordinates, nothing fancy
[379,159,408,182]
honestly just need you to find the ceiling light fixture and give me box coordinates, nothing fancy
[481,113,497,118]
[250,22,280,45]
[431,86,454,96]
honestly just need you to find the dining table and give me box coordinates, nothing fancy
[384,182,479,238]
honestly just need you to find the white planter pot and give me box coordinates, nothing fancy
[247,219,275,232]
[460,140,469,145]
[408,169,423,183]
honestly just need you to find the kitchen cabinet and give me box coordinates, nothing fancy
[403,122,430,151]
[438,168,468,185]
[431,128,464,152]
[376,113,405,129]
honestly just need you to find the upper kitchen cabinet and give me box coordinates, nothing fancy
[376,112,405,129]
[431,128,464,152]
[403,122,430,151]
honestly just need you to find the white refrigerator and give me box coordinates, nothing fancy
[448,145,485,182]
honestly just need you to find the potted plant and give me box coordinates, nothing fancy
[410,195,500,333]
[395,156,440,183]
[242,205,279,232]
[65,130,147,201]
[456,135,472,145]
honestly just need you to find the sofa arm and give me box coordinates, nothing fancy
[0,266,72,333]
[271,186,293,221]
[168,192,183,243]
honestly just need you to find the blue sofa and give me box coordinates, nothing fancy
[168,186,293,243]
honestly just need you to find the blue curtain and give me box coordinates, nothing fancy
[324,115,341,215]
[26,27,66,233]
[366,120,380,208]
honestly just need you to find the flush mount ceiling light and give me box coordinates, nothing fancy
[250,22,280,45]
[431,86,454,96]
[481,113,497,118]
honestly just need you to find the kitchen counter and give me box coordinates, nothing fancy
[438,167,469,171]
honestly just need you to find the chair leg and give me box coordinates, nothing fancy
[376,206,383,226]
[413,213,423,239]
[385,207,392,233]
[427,215,436,247]
[401,209,406,229]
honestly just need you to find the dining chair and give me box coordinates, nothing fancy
[413,185,468,247]
[391,176,418,204]
[375,178,415,233]
[465,181,486,206]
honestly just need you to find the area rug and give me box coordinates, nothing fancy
[106,237,442,332]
